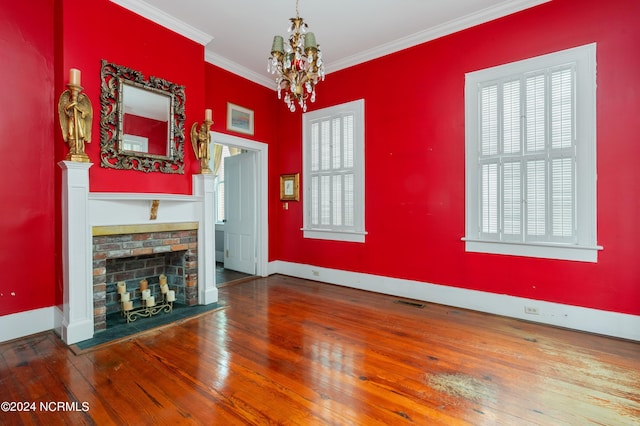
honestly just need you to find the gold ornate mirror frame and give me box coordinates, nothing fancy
[99,60,186,173]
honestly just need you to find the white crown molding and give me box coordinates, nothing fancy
[205,50,274,89]
[111,0,549,88]
[110,0,214,46]
[327,0,551,74]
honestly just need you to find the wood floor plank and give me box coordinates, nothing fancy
[0,274,638,425]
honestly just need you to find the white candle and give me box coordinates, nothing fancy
[166,290,176,302]
[146,296,155,307]
[117,282,126,294]
[141,289,151,300]
[123,301,133,311]
[69,68,81,86]
[205,108,212,122]
[121,292,130,303]
[160,284,169,294]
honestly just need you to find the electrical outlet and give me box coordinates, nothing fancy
[524,306,540,315]
[312,270,320,277]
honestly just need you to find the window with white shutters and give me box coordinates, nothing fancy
[303,99,366,242]
[465,44,600,262]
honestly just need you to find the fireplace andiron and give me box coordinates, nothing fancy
[117,276,176,323]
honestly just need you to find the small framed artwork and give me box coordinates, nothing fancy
[226,102,254,135]
[280,173,300,201]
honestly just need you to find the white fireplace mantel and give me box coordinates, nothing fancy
[58,161,218,344]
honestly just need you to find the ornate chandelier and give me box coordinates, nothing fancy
[268,0,325,112]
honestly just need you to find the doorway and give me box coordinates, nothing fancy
[209,131,268,286]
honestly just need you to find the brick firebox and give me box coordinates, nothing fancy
[92,224,198,332]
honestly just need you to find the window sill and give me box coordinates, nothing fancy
[462,238,602,263]
[302,228,367,243]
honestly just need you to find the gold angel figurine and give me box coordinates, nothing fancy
[190,120,213,174]
[58,86,92,162]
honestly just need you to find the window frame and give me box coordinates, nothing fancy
[302,99,366,242]
[464,43,600,262]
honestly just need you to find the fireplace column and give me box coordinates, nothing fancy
[58,161,94,344]
[193,173,218,304]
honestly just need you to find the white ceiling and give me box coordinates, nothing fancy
[111,0,549,89]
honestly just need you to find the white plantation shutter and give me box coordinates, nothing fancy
[551,68,573,150]
[479,72,573,242]
[481,85,498,156]
[344,173,354,227]
[551,158,574,238]
[526,74,546,152]
[550,67,575,241]
[465,44,598,262]
[503,80,521,154]
[503,161,521,237]
[481,163,498,235]
[526,160,546,237]
[320,175,330,225]
[303,100,365,242]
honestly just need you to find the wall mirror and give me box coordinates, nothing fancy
[100,60,185,173]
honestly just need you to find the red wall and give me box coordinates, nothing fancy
[273,0,640,316]
[204,64,277,146]
[2,0,639,320]
[0,0,213,317]
[0,0,55,316]
[203,63,280,251]
[57,0,205,194]
[50,0,208,316]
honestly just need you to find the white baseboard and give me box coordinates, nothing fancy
[3,262,638,343]
[270,260,640,342]
[0,307,56,343]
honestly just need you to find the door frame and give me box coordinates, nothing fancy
[210,131,268,277]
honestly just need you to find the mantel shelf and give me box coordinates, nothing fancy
[89,192,202,202]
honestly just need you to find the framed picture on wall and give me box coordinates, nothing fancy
[280,173,299,201]
[226,103,254,135]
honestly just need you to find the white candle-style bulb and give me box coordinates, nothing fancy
[69,68,81,86]
[205,109,212,122]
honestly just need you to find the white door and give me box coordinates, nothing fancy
[224,151,256,274]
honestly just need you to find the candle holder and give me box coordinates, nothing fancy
[120,283,174,323]
[57,69,92,162]
[190,110,214,174]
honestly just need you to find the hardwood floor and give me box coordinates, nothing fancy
[216,262,253,287]
[1,275,639,425]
